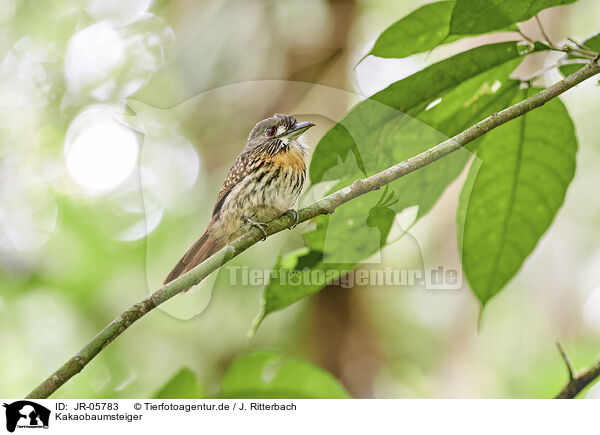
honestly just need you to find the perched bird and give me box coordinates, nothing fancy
[164,113,314,286]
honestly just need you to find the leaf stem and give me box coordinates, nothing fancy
[517,28,535,44]
[556,342,575,381]
[535,15,553,48]
[567,37,595,54]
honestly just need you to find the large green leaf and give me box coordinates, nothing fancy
[252,43,536,332]
[369,1,518,59]
[152,367,205,398]
[311,42,535,189]
[368,41,530,117]
[459,87,577,307]
[369,1,457,59]
[450,0,578,34]
[416,64,522,141]
[219,351,350,399]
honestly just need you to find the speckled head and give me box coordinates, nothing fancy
[246,113,314,154]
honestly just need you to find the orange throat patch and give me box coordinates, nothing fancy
[269,146,306,172]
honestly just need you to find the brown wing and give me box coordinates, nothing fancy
[212,151,259,217]
[164,153,252,286]
[164,150,263,287]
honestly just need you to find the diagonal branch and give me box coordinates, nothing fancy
[26,59,600,399]
[556,342,575,380]
[555,343,600,399]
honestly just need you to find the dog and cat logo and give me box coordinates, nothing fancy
[2,401,50,432]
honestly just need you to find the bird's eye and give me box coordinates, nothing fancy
[265,127,276,137]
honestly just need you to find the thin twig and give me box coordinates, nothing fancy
[535,15,553,48]
[555,344,600,399]
[563,46,597,59]
[25,59,600,400]
[559,58,591,66]
[567,37,593,53]
[564,38,597,58]
[519,57,591,83]
[517,28,534,44]
[556,342,575,380]
[529,17,595,60]
[548,47,595,60]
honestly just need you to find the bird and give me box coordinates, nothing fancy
[164,113,314,287]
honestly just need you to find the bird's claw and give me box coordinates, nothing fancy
[243,216,268,241]
[284,209,299,229]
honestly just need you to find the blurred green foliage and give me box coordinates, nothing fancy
[153,368,204,399]
[219,351,350,399]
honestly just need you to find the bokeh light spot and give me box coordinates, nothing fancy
[65,105,138,193]
[65,22,126,98]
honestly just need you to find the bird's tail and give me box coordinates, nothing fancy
[163,225,225,287]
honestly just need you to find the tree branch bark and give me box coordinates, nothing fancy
[26,59,600,399]
[555,343,600,399]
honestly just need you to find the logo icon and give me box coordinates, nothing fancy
[3,401,50,433]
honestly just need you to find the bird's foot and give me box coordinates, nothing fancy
[243,216,268,241]
[283,209,299,229]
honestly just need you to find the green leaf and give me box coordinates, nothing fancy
[312,42,533,188]
[559,33,600,77]
[368,42,531,116]
[450,0,578,34]
[369,1,519,59]
[369,1,457,59]
[220,351,350,399]
[252,43,535,332]
[459,87,577,307]
[416,62,522,140]
[152,368,204,399]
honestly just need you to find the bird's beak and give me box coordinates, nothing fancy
[282,121,315,138]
